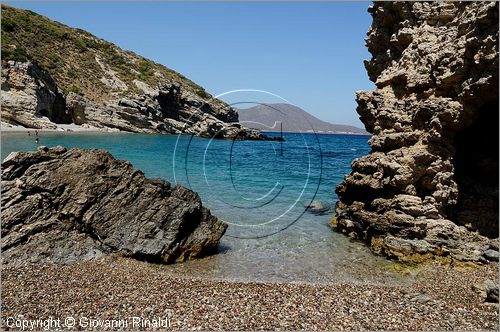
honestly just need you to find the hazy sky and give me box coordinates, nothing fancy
[7,1,374,127]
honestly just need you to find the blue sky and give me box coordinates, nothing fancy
[6,1,373,127]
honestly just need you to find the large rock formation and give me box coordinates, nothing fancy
[1,146,227,265]
[334,2,499,262]
[0,5,264,140]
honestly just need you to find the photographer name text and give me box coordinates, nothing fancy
[5,316,171,330]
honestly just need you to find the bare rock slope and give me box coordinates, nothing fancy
[1,5,263,140]
[1,146,227,265]
[334,2,499,262]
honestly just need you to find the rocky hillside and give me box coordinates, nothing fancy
[1,146,227,265]
[334,2,499,263]
[1,5,263,139]
[238,103,368,134]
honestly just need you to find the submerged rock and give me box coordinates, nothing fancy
[1,146,227,266]
[334,2,499,262]
[305,201,333,215]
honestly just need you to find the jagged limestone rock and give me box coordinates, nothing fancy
[334,2,499,262]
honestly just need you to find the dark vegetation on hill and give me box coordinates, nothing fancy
[1,4,209,101]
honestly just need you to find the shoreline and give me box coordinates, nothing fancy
[2,257,498,330]
[1,122,117,135]
[1,123,370,137]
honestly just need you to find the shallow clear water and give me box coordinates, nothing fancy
[1,131,406,285]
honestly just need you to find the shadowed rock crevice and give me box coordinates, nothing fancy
[2,61,72,128]
[452,99,499,238]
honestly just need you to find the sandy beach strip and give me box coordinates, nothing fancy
[1,257,498,331]
[0,122,118,135]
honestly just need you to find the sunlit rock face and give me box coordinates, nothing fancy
[334,1,499,262]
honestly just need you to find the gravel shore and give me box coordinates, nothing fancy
[1,257,498,331]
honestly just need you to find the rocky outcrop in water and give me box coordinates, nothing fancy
[1,146,227,266]
[334,2,499,262]
[0,5,265,140]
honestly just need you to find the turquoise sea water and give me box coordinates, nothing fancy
[1,131,406,284]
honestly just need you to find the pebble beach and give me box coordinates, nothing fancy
[1,257,498,331]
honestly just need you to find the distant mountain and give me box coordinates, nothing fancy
[237,103,369,135]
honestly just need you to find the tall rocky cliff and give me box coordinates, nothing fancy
[334,2,499,262]
[1,5,263,139]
